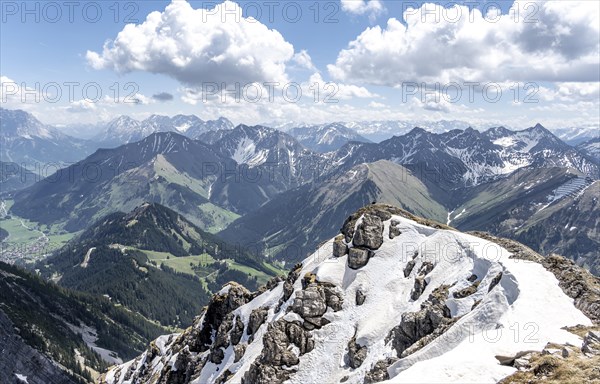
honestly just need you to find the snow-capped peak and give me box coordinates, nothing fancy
[101,204,595,384]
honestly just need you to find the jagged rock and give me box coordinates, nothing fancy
[514,352,534,370]
[411,276,428,300]
[488,272,503,292]
[216,370,234,384]
[323,284,344,311]
[210,347,225,364]
[582,331,600,355]
[244,319,314,383]
[356,290,366,306]
[190,283,252,352]
[231,316,244,345]
[348,247,372,269]
[214,313,234,349]
[292,284,327,319]
[418,261,434,276]
[364,358,398,383]
[333,236,349,258]
[248,307,269,336]
[341,205,400,243]
[453,281,480,299]
[347,336,368,369]
[542,255,600,322]
[277,264,302,312]
[353,214,384,250]
[234,344,247,363]
[389,219,401,239]
[387,286,452,357]
[403,260,416,278]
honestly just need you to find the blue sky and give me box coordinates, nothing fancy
[1,0,598,131]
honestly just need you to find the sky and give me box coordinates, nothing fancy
[1,0,599,131]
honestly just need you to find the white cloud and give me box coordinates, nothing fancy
[341,0,385,20]
[368,101,386,108]
[308,73,378,100]
[87,0,295,86]
[292,50,317,71]
[329,1,600,86]
[538,82,600,102]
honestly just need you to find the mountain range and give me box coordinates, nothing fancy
[0,108,95,168]
[2,107,600,384]
[7,108,599,273]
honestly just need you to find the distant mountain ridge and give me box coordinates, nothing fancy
[93,114,234,146]
[0,108,95,167]
[288,123,371,152]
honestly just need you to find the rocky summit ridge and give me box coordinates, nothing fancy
[101,204,600,384]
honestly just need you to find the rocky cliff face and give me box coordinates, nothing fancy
[101,204,599,384]
[0,310,77,384]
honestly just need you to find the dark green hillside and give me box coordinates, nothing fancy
[0,262,165,382]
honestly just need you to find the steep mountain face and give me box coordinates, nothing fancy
[100,204,600,384]
[451,167,599,274]
[93,115,234,146]
[0,161,38,194]
[514,180,600,275]
[207,125,328,214]
[219,161,447,263]
[38,203,278,327]
[10,132,238,232]
[577,137,600,162]
[0,108,94,167]
[331,124,599,192]
[0,262,165,383]
[288,123,371,152]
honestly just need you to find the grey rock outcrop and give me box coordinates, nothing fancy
[542,255,600,322]
[234,344,247,363]
[243,320,314,384]
[582,331,600,355]
[348,248,372,269]
[488,272,503,292]
[389,219,401,239]
[387,286,453,358]
[333,236,349,258]
[356,290,366,306]
[248,307,269,336]
[190,282,252,353]
[347,336,368,369]
[353,214,384,250]
[410,276,428,300]
[364,358,398,384]
[230,316,244,346]
[292,284,328,319]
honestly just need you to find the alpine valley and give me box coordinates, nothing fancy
[1,108,599,383]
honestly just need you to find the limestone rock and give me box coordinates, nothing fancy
[389,219,402,239]
[347,336,368,369]
[356,290,366,306]
[348,247,372,269]
[248,307,269,336]
[410,276,428,300]
[333,237,349,258]
[353,214,384,250]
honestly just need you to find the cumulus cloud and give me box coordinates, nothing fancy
[328,1,600,86]
[152,92,174,102]
[87,0,294,86]
[341,0,385,19]
[292,50,317,71]
[308,73,378,100]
